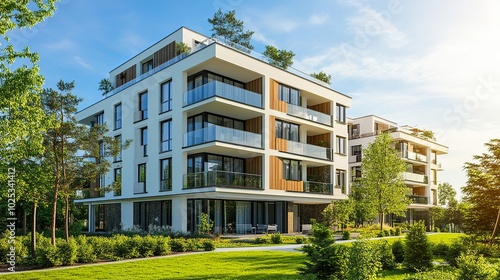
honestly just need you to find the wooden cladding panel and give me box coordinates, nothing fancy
[308,101,331,115]
[245,116,262,134]
[269,116,276,149]
[115,65,137,87]
[153,41,176,68]
[245,156,262,175]
[307,132,331,148]
[269,79,287,113]
[245,77,262,94]
[275,138,288,152]
[270,156,303,192]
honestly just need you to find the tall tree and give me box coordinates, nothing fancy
[263,45,295,69]
[438,182,457,205]
[350,181,378,226]
[357,132,410,230]
[462,139,500,235]
[208,9,254,50]
[323,199,353,230]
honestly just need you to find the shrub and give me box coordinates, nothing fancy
[113,235,140,259]
[389,228,395,236]
[153,236,171,256]
[394,227,401,236]
[404,270,456,280]
[37,243,61,267]
[202,239,216,251]
[342,230,351,240]
[185,238,201,251]
[295,236,305,244]
[376,240,396,270]
[58,239,78,265]
[270,232,282,244]
[300,223,349,279]
[431,242,450,258]
[404,221,432,272]
[170,238,188,252]
[87,236,115,260]
[0,231,30,265]
[383,229,390,237]
[445,240,467,267]
[138,235,156,257]
[433,227,441,233]
[254,236,270,244]
[392,240,405,263]
[456,252,496,280]
[75,235,96,263]
[348,239,382,280]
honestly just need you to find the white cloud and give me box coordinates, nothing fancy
[308,14,330,25]
[43,39,76,51]
[73,56,92,69]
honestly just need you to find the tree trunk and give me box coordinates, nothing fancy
[31,202,37,258]
[51,142,60,246]
[490,208,500,246]
[380,212,384,231]
[23,208,27,236]
[64,196,70,242]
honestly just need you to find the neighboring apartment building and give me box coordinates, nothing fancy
[75,27,352,234]
[348,115,448,227]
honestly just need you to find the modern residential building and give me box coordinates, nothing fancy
[75,27,352,234]
[347,115,448,227]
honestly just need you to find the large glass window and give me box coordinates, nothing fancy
[114,135,122,162]
[336,104,346,123]
[141,127,148,157]
[138,163,146,183]
[114,103,122,129]
[161,80,172,113]
[278,84,300,106]
[133,200,172,231]
[336,136,346,155]
[282,158,301,180]
[187,113,245,131]
[187,154,244,173]
[141,59,153,74]
[114,168,122,196]
[336,169,346,193]
[161,120,172,152]
[351,145,362,162]
[139,91,148,120]
[188,71,244,90]
[160,158,172,191]
[94,112,104,127]
[275,120,299,141]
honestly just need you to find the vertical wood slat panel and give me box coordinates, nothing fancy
[307,132,331,148]
[115,65,137,87]
[308,101,331,115]
[245,156,262,175]
[269,156,303,191]
[245,77,262,94]
[154,41,176,68]
[270,78,288,113]
[245,116,262,134]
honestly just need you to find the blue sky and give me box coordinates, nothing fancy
[8,0,500,196]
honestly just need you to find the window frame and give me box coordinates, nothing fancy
[160,80,172,113]
[141,59,153,74]
[160,158,172,191]
[275,119,300,141]
[114,168,122,196]
[336,169,346,193]
[139,91,148,120]
[278,84,301,106]
[336,136,346,155]
[160,120,172,152]
[141,127,148,157]
[138,163,147,183]
[114,135,122,162]
[336,104,346,123]
[114,103,122,129]
[282,158,302,181]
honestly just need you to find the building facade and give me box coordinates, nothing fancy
[348,115,448,227]
[75,27,352,234]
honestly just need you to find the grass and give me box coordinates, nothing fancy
[1,251,307,280]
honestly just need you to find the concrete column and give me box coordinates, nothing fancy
[88,204,94,232]
[121,201,134,230]
[172,197,187,232]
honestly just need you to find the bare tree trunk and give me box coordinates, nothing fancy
[51,142,59,246]
[31,202,37,258]
[64,196,70,242]
[490,208,500,246]
[380,212,384,231]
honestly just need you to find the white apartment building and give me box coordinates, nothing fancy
[75,27,352,234]
[348,115,448,227]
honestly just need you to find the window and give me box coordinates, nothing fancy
[351,145,362,162]
[278,84,300,106]
[161,80,172,113]
[114,168,122,196]
[160,158,172,191]
[114,135,122,162]
[161,120,172,152]
[336,104,346,123]
[114,103,122,129]
[138,163,146,183]
[275,120,299,141]
[94,112,104,127]
[187,71,244,90]
[139,91,148,120]
[141,127,148,157]
[336,169,346,194]
[141,59,153,74]
[351,166,361,180]
[336,136,346,155]
[282,158,301,180]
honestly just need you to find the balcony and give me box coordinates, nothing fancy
[400,151,427,162]
[403,172,428,184]
[432,160,443,169]
[286,141,332,161]
[184,125,262,149]
[183,81,262,108]
[183,170,262,189]
[409,195,429,205]
[303,181,333,195]
[75,189,104,199]
[287,103,332,126]
[349,154,361,163]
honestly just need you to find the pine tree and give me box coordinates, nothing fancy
[404,221,433,272]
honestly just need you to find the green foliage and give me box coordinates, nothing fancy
[347,239,382,280]
[175,42,191,55]
[57,238,78,265]
[311,71,332,84]
[392,239,405,263]
[431,242,450,258]
[295,236,305,244]
[375,240,397,270]
[208,9,254,50]
[438,182,457,206]
[202,239,216,251]
[254,236,270,244]
[263,45,295,69]
[75,235,96,263]
[300,223,349,279]
[323,199,354,229]
[169,238,188,252]
[342,230,351,240]
[456,252,497,280]
[270,232,283,244]
[395,227,402,236]
[446,240,467,267]
[98,78,114,95]
[404,221,433,272]
[462,139,500,235]
[404,270,456,280]
[198,212,214,234]
[37,243,61,267]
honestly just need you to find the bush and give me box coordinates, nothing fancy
[456,252,497,280]
[58,239,78,265]
[169,238,188,252]
[445,240,467,267]
[404,221,432,272]
[113,235,140,259]
[254,236,270,244]
[270,232,282,244]
[86,236,115,260]
[404,270,456,280]
[185,238,201,251]
[0,231,30,265]
[138,235,156,257]
[392,240,405,263]
[300,223,349,279]
[202,239,216,251]
[433,227,441,233]
[376,240,396,270]
[394,227,401,236]
[295,236,305,244]
[431,242,450,258]
[342,230,351,240]
[75,235,96,263]
[383,229,390,237]
[389,228,395,236]
[348,239,382,280]
[153,236,171,256]
[37,243,61,267]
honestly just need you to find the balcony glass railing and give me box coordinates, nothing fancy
[403,172,428,184]
[287,141,333,161]
[303,181,333,195]
[287,103,332,126]
[409,195,428,204]
[183,170,262,189]
[184,125,262,148]
[183,81,262,108]
[76,188,104,199]
[399,151,427,162]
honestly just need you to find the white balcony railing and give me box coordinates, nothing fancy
[403,172,428,184]
[287,103,332,126]
[400,151,427,162]
[286,141,333,161]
